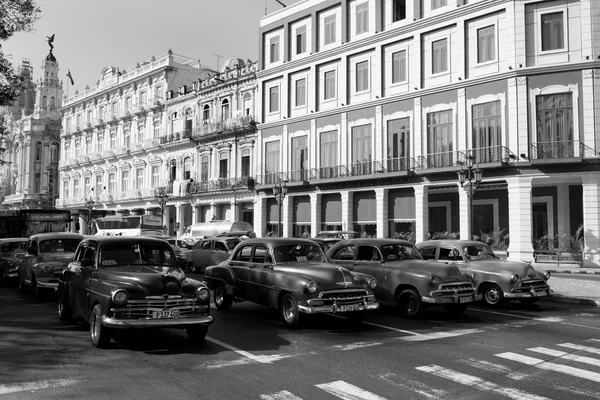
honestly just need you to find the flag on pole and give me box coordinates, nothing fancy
[66,69,74,85]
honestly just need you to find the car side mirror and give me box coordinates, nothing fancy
[27,246,37,256]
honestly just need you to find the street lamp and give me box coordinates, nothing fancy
[273,179,288,237]
[457,150,483,240]
[85,195,95,233]
[155,187,169,231]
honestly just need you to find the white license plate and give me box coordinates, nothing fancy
[152,309,180,319]
[339,304,360,312]
[533,291,547,297]
[459,297,473,304]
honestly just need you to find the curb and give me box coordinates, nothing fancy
[550,295,600,307]
[546,270,600,274]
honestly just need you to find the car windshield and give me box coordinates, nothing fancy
[1,241,27,253]
[39,239,81,253]
[100,243,176,267]
[273,244,326,263]
[462,244,498,261]
[224,239,240,250]
[380,243,422,261]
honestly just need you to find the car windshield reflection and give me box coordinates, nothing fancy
[40,239,80,253]
[100,243,176,267]
[380,243,422,261]
[273,244,325,263]
[462,244,498,261]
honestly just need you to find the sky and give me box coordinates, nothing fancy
[3,0,292,95]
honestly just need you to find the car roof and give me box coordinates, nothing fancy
[416,240,483,247]
[0,238,28,243]
[333,238,415,246]
[29,232,84,240]
[79,236,172,245]
[240,238,320,246]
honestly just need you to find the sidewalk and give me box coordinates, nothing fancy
[532,262,600,307]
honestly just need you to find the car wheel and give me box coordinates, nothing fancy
[520,298,539,306]
[32,277,44,301]
[482,284,505,307]
[443,304,469,314]
[214,285,233,310]
[186,325,209,342]
[58,293,73,321]
[346,311,367,324]
[90,304,111,348]
[280,293,300,327]
[397,288,423,318]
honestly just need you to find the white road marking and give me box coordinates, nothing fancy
[0,379,79,395]
[361,320,422,336]
[557,342,600,355]
[400,329,484,342]
[528,347,600,367]
[472,308,600,331]
[260,390,304,400]
[316,380,387,400]
[496,352,600,383]
[416,365,549,400]
[377,372,448,400]
[457,358,528,380]
[193,358,253,369]
[330,341,383,351]
[205,337,296,364]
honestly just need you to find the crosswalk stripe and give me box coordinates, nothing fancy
[316,380,387,400]
[0,379,79,395]
[330,341,383,351]
[260,390,304,400]
[415,365,550,400]
[557,343,600,355]
[528,347,600,367]
[496,352,600,383]
[400,329,483,342]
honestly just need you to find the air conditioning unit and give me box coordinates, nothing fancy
[166,90,173,100]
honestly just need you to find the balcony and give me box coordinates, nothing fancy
[187,177,254,196]
[159,129,192,145]
[193,115,257,138]
[417,150,461,171]
[530,140,598,163]
[469,146,514,166]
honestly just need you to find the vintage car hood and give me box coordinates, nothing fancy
[273,262,364,288]
[39,252,75,264]
[388,259,466,281]
[96,266,186,296]
[465,259,531,275]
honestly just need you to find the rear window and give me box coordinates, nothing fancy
[39,239,81,253]
[100,242,175,266]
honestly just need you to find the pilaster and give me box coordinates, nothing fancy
[457,88,467,149]
[582,173,600,267]
[310,192,321,237]
[341,191,353,232]
[516,76,529,158]
[506,176,535,262]
[507,78,519,153]
[375,187,388,238]
[414,185,428,242]
[254,197,266,237]
[457,183,470,240]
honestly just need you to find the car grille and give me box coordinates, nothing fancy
[319,289,372,305]
[433,282,477,297]
[514,279,550,293]
[110,297,209,319]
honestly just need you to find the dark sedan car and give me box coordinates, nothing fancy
[0,238,28,286]
[57,236,213,348]
[179,236,240,273]
[204,238,379,326]
[327,238,482,317]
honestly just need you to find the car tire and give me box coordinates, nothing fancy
[443,304,469,314]
[482,284,505,307]
[280,293,300,327]
[58,293,73,321]
[214,285,233,310]
[519,298,539,306]
[397,288,423,318]
[346,311,367,324]
[32,277,44,301]
[186,325,209,342]
[90,304,111,348]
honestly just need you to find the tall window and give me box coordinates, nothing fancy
[351,125,372,174]
[136,168,144,189]
[63,182,69,199]
[221,99,230,121]
[472,101,501,163]
[95,175,103,195]
[320,130,338,178]
[269,86,279,113]
[73,179,80,199]
[536,93,573,157]
[427,110,453,167]
[139,90,147,106]
[86,138,92,155]
[324,70,336,100]
[295,78,306,107]
[241,154,250,177]
[153,119,161,138]
[87,110,92,125]
[387,118,410,171]
[392,50,407,83]
[84,177,91,196]
[393,0,406,22]
[296,25,306,54]
[110,131,116,149]
[184,157,193,180]
[270,36,280,63]
[99,106,104,121]
[152,165,160,187]
[541,12,564,51]
[324,14,336,45]
[203,105,210,120]
[356,61,369,92]
[432,0,447,9]
[432,38,448,74]
[121,170,129,191]
[123,127,131,148]
[50,97,55,109]
[201,156,209,181]
[356,2,369,35]
[97,134,103,152]
[265,141,280,180]
[477,25,495,63]
[292,136,308,180]
[219,155,228,179]
[125,96,131,111]
[243,93,252,115]
[137,123,145,143]
[108,173,115,194]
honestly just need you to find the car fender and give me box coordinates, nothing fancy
[204,264,236,289]
[349,271,376,291]
[386,268,433,301]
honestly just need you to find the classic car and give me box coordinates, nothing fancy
[18,232,84,300]
[167,237,196,251]
[204,238,379,326]
[416,240,552,307]
[0,238,28,286]
[326,238,482,317]
[57,236,213,348]
[179,236,241,273]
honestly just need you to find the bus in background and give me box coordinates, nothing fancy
[89,215,164,237]
[0,209,72,238]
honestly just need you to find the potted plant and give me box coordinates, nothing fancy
[475,230,509,259]
[557,225,584,265]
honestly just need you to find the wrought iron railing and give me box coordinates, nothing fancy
[287,168,310,183]
[418,150,459,169]
[193,115,257,137]
[159,129,192,144]
[530,140,598,160]
[468,146,514,164]
[186,177,254,195]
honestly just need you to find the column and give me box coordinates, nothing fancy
[282,195,291,238]
[507,78,519,152]
[69,210,78,233]
[506,176,535,262]
[516,77,529,158]
[414,185,428,242]
[413,98,422,160]
[374,105,383,161]
[556,183,570,238]
[176,204,185,237]
[210,202,217,221]
[230,199,238,222]
[163,206,171,236]
[457,183,469,240]
[457,88,467,150]
[582,69,599,151]
[341,191,353,232]
[78,215,86,235]
[254,197,266,237]
[375,188,388,238]
[191,205,199,223]
[582,173,600,267]
[310,192,321,237]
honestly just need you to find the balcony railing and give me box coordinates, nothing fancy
[159,129,192,144]
[187,177,254,195]
[193,115,257,137]
[530,140,598,160]
[418,150,460,170]
[468,146,514,165]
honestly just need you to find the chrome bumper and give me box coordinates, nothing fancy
[102,315,214,329]
[423,293,483,304]
[505,288,553,299]
[298,301,379,314]
[36,279,59,290]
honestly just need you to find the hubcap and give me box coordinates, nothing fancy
[283,299,295,322]
[215,288,223,305]
[486,288,500,303]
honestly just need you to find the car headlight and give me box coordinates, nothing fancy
[544,271,551,280]
[368,278,377,289]
[41,265,52,273]
[306,280,318,294]
[430,275,442,287]
[111,289,129,305]
[196,287,210,301]
[526,267,536,278]
[511,274,519,283]
[471,273,479,284]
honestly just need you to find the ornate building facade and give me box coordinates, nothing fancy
[253,0,600,265]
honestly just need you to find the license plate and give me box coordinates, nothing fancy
[339,304,360,312]
[152,309,180,319]
[533,291,547,297]
[459,297,473,304]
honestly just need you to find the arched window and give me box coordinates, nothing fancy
[42,96,47,109]
[203,104,210,121]
[50,143,59,162]
[221,99,230,121]
[184,157,193,180]
[243,92,252,116]
[171,112,178,134]
[50,97,56,109]
[169,159,177,182]
[35,142,42,161]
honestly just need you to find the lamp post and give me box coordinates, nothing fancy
[457,150,483,240]
[155,188,169,233]
[273,179,288,237]
[85,196,95,234]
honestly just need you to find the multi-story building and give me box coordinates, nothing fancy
[0,50,62,210]
[58,51,258,235]
[254,0,600,265]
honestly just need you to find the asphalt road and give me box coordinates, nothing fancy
[2,282,600,400]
